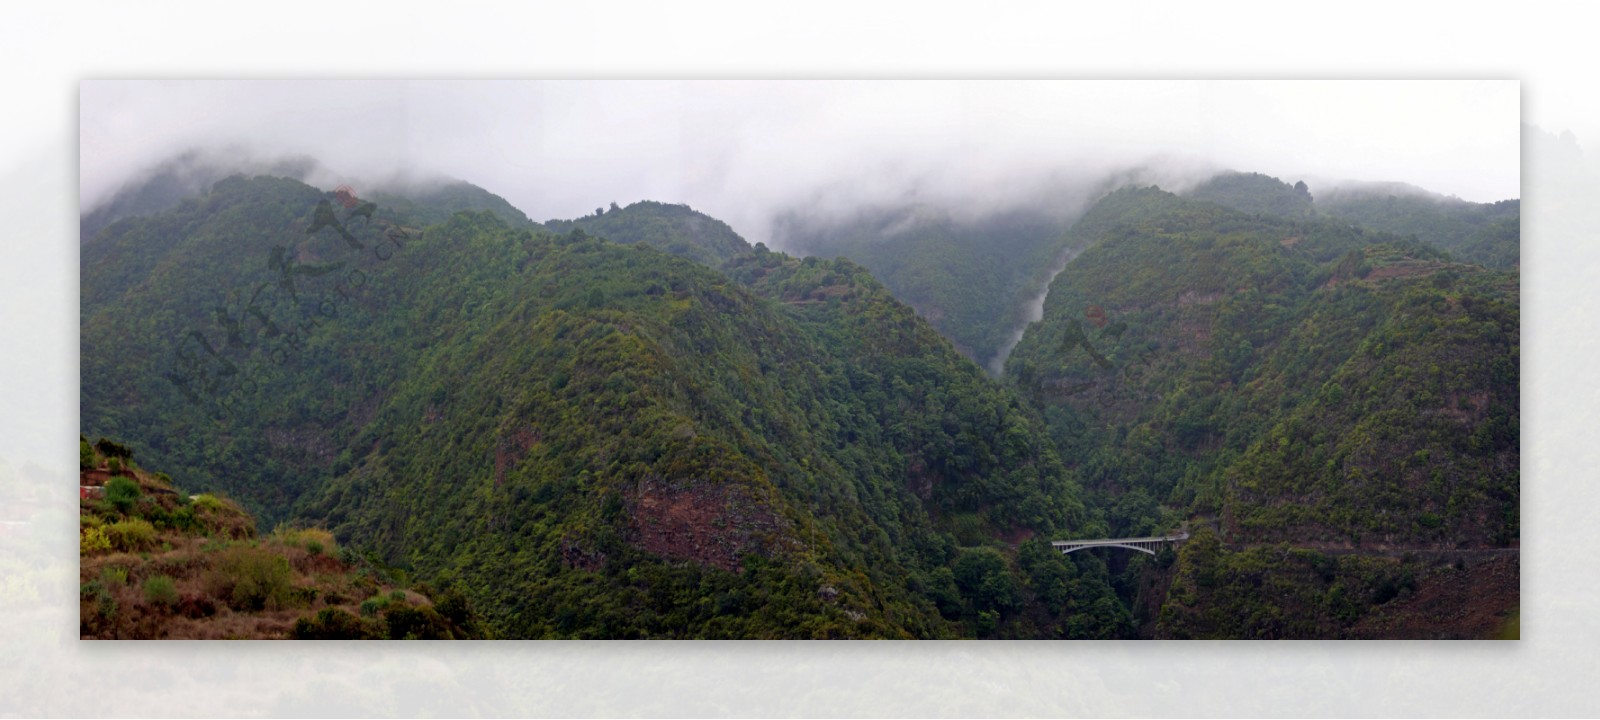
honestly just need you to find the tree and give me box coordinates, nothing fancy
[94,437,133,460]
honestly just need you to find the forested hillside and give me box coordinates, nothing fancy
[80,152,325,244]
[82,174,450,519]
[1184,172,1519,269]
[81,173,1129,639]
[772,204,1077,369]
[79,160,1518,640]
[1004,185,1518,637]
[1187,172,1315,219]
[544,200,752,266]
[1315,185,1519,268]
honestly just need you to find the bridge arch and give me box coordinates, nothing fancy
[1051,532,1188,557]
[1057,542,1159,556]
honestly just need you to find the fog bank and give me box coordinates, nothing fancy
[81,80,1520,247]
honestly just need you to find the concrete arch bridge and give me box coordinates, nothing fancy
[1052,531,1189,556]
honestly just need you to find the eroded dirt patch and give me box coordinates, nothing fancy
[625,476,790,572]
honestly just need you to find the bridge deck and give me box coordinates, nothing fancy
[1051,533,1188,547]
[1051,533,1189,555]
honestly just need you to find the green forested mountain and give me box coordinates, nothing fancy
[80,152,325,244]
[1315,186,1520,268]
[362,180,538,231]
[1183,172,1519,269]
[1187,171,1315,219]
[1005,186,1518,637]
[79,162,1518,640]
[81,173,1129,639]
[772,204,1077,368]
[543,200,753,266]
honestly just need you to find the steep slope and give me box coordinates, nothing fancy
[300,225,1120,638]
[80,151,325,244]
[81,173,1125,639]
[81,174,459,519]
[362,180,538,230]
[1187,171,1314,219]
[78,437,484,640]
[542,200,752,266]
[81,171,536,316]
[1005,186,1518,637]
[1315,185,1520,268]
[772,203,1077,369]
[1183,171,1519,269]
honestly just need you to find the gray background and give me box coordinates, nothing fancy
[2,1,1594,716]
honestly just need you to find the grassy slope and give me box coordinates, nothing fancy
[78,438,482,640]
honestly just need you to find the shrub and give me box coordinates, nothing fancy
[165,507,201,533]
[209,546,297,611]
[100,565,129,586]
[105,518,157,552]
[106,457,123,475]
[80,526,112,555]
[104,476,141,514]
[175,593,218,619]
[272,526,337,554]
[80,437,95,470]
[383,603,452,640]
[142,575,179,607]
[434,588,475,629]
[290,608,374,639]
[190,494,255,540]
[94,437,133,460]
[82,580,118,620]
[358,596,389,617]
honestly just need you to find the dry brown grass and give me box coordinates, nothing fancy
[77,460,451,640]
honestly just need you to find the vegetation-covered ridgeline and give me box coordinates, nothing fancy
[80,151,327,245]
[1187,172,1315,219]
[78,436,484,639]
[81,173,1131,639]
[1005,185,1517,637]
[544,200,753,266]
[765,172,1515,379]
[79,162,1516,639]
[772,203,1078,369]
[1187,171,1519,268]
[81,174,545,521]
[1314,184,1519,269]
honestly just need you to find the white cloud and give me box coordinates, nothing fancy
[80,79,1520,245]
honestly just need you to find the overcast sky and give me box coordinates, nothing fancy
[80,79,1519,244]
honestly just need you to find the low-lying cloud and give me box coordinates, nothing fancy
[80,80,1520,247]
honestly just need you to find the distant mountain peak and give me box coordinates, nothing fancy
[542,200,753,266]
